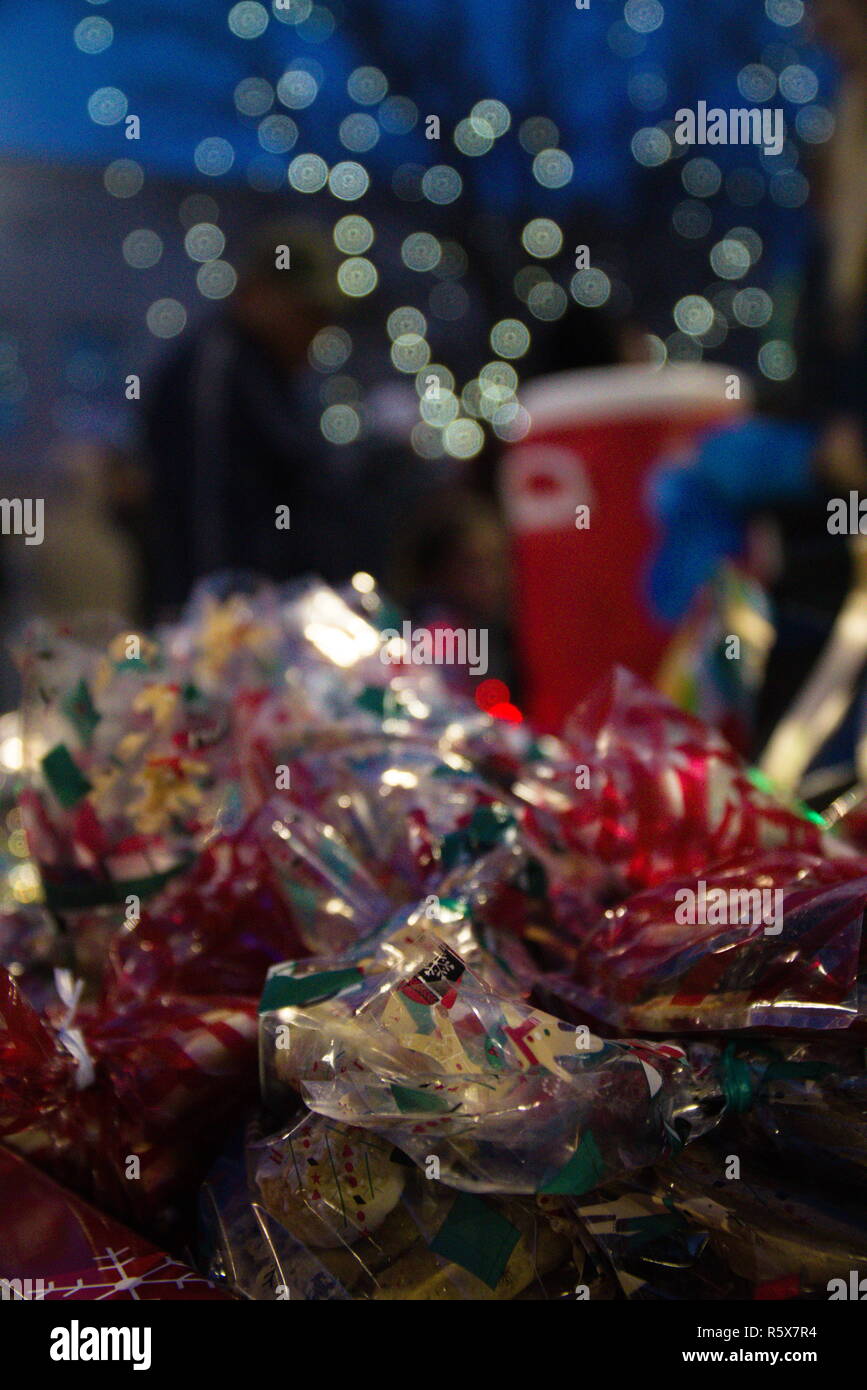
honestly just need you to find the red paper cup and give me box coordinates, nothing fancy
[500,363,749,732]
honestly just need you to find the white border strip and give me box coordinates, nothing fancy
[521,363,750,427]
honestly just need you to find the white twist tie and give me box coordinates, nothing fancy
[53,967,96,1091]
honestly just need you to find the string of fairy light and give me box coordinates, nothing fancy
[74,0,833,462]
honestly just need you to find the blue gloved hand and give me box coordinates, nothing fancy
[648,468,745,624]
[692,417,820,509]
[646,417,820,625]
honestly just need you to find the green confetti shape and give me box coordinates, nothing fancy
[539,1130,605,1195]
[429,1192,521,1290]
[41,744,92,809]
[258,967,363,1014]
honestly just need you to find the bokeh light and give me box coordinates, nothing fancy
[422,166,462,204]
[194,137,235,176]
[337,256,378,296]
[74,16,113,53]
[519,117,559,153]
[333,215,374,255]
[625,0,665,35]
[766,0,804,24]
[196,260,237,298]
[571,268,611,307]
[521,219,563,259]
[321,403,361,444]
[443,417,484,458]
[228,2,270,39]
[779,64,819,104]
[737,64,777,102]
[288,152,329,192]
[277,68,318,108]
[310,325,353,371]
[185,223,226,262]
[709,238,751,280]
[234,76,274,116]
[470,99,511,138]
[258,115,298,152]
[146,298,187,338]
[631,127,671,167]
[122,229,163,269]
[329,161,370,200]
[527,281,568,321]
[339,113,380,152]
[88,87,127,125]
[674,295,714,336]
[758,338,797,378]
[390,333,430,373]
[490,319,530,359]
[733,286,774,326]
[104,159,144,198]
[454,118,494,157]
[347,66,388,105]
[532,148,574,188]
[388,306,426,340]
[401,232,441,272]
[682,157,722,197]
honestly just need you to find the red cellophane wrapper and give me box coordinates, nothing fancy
[515,668,827,895]
[0,964,258,1237]
[564,849,867,1033]
[0,1143,233,1299]
[102,814,309,1008]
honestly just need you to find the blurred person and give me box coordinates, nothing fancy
[649,0,867,781]
[22,438,142,621]
[341,380,464,580]
[141,220,351,618]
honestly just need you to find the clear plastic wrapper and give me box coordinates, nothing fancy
[225,576,542,794]
[200,1111,589,1301]
[251,736,514,900]
[693,1037,867,1191]
[259,924,724,1196]
[567,1181,750,1300]
[651,1140,867,1298]
[252,751,600,974]
[253,796,397,954]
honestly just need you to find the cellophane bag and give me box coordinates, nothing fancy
[201,1110,594,1301]
[259,923,725,1197]
[0,963,258,1239]
[15,615,235,936]
[515,667,827,896]
[564,849,867,1033]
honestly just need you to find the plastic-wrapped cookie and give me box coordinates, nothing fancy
[254,1116,406,1249]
